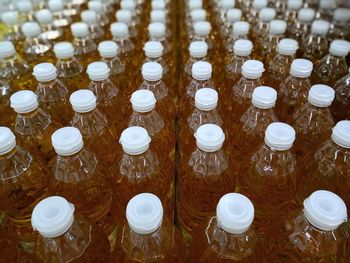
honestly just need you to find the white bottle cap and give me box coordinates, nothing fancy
[98,41,119,58]
[70,90,97,113]
[119,126,151,155]
[334,8,350,22]
[290,59,313,78]
[87,62,110,81]
[191,61,212,80]
[329,39,350,57]
[131,90,157,112]
[142,62,163,81]
[110,22,129,38]
[216,193,254,234]
[259,8,276,22]
[269,20,287,35]
[189,41,208,58]
[10,90,39,113]
[220,0,235,9]
[143,41,164,58]
[308,84,335,107]
[71,22,89,38]
[48,0,64,12]
[54,42,74,59]
[151,10,166,23]
[265,122,295,150]
[287,0,302,10]
[33,63,57,82]
[51,127,84,156]
[148,22,166,38]
[32,196,75,238]
[233,21,249,36]
[311,20,330,36]
[152,0,166,10]
[88,1,103,13]
[0,127,16,155]
[277,38,299,55]
[226,8,242,22]
[126,193,163,234]
[241,60,264,79]
[194,124,225,152]
[116,10,132,23]
[0,41,16,59]
[81,10,98,24]
[320,0,337,9]
[193,21,211,37]
[21,22,41,38]
[332,120,350,148]
[188,0,202,10]
[1,11,19,25]
[252,0,267,10]
[252,86,277,109]
[121,0,136,11]
[234,39,253,56]
[195,88,218,111]
[298,8,315,22]
[35,9,53,25]
[16,0,33,12]
[190,9,206,22]
[304,190,347,231]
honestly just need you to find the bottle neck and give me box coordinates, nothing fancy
[0,147,17,160]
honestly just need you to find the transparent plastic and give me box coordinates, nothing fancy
[302,34,328,62]
[21,35,52,64]
[259,33,285,63]
[267,53,295,88]
[226,54,251,86]
[72,35,98,66]
[0,84,15,127]
[289,19,311,44]
[332,71,350,122]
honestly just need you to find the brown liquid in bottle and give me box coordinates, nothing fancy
[331,71,350,122]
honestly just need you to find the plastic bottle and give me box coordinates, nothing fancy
[190,193,262,262]
[313,39,350,86]
[0,11,24,44]
[229,60,265,123]
[301,20,330,63]
[81,10,105,42]
[329,8,350,41]
[121,0,139,24]
[216,0,235,26]
[231,86,278,165]
[332,68,350,122]
[33,62,72,125]
[284,0,302,27]
[240,122,297,235]
[50,127,118,243]
[183,41,208,82]
[116,10,137,38]
[319,0,337,20]
[88,1,110,28]
[143,41,169,76]
[0,127,49,246]
[139,62,176,123]
[192,21,212,49]
[35,9,63,43]
[252,8,276,43]
[266,38,299,88]
[289,8,315,45]
[268,190,349,262]
[276,59,313,123]
[48,0,72,29]
[247,0,268,25]
[178,124,236,244]
[10,90,61,163]
[219,8,241,39]
[226,21,250,59]
[187,9,206,38]
[70,22,98,67]
[69,89,119,166]
[0,41,33,91]
[259,20,287,64]
[110,22,135,63]
[20,22,52,64]
[110,126,174,221]
[0,81,15,128]
[16,0,34,21]
[0,222,26,262]
[53,41,88,92]
[115,193,184,262]
[148,22,170,54]
[32,196,112,262]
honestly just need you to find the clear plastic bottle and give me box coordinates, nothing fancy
[187,9,206,37]
[266,38,299,88]
[0,11,24,44]
[33,62,72,125]
[110,22,135,63]
[32,196,112,262]
[231,86,278,164]
[268,190,349,262]
[16,0,34,21]
[215,0,235,26]
[143,41,169,75]
[313,39,350,86]
[192,21,212,49]
[226,21,250,54]
[229,60,265,123]
[252,8,276,43]
[48,0,72,29]
[70,22,98,67]
[50,127,118,242]
[319,0,337,20]
[276,59,313,123]
[148,22,170,54]
[121,0,140,24]
[284,0,302,27]
[35,9,63,43]
[116,10,137,38]
[293,84,335,160]
[0,127,49,245]
[110,127,174,221]
[332,68,350,122]
[178,124,236,243]
[289,8,315,44]
[151,10,171,38]
[0,81,15,128]
[0,41,33,91]
[114,193,184,262]
[88,1,110,28]
[10,90,61,163]
[81,10,105,42]
[247,0,268,25]
[53,41,88,92]
[183,41,208,84]
[220,8,242,39]
[240,122,297,235]
[302,20,330,63]
[329,8,350,41]
[69,89,119,167]
[190,193,262,262]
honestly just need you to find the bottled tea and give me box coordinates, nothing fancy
[252,7,276,43]
[81,10,105,42]
[331,68,350,122]
[148,22,170,54]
